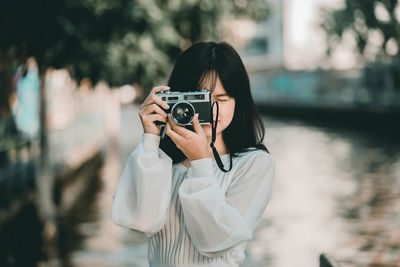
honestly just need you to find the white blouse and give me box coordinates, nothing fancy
[110,133,275,267]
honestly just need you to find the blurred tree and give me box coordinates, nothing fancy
[321,0,400,60]
[0,0,269,150]
[321,0,400,108]
[1,0,268,98]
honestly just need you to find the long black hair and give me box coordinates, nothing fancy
[160,41,269,164]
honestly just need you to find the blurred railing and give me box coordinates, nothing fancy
[249,62,400,112]
[364,61,400,109]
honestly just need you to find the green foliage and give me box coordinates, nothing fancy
[321,0,400,60]
[1,0,269,90]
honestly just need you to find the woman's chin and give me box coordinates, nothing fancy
[201,125,213,136]
[201,125,222,138]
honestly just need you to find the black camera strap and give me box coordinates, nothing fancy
[210,100,232,173]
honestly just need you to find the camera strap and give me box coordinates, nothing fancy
[210,100,232,172]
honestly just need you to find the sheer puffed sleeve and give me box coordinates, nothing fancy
[178,150,275,257]
[110,133,172,236]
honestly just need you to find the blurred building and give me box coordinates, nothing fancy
[239,0,284,72]
[233,0,400,115]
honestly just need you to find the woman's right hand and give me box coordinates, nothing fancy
[139,86,170,136]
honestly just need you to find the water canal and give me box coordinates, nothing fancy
[41,104,400,267]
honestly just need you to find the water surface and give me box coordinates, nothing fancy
[57,104,400,267]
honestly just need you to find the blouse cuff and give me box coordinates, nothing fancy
[142,133,160,153]
[190,157,213,178]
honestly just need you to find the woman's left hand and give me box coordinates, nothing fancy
[165,113,212,161]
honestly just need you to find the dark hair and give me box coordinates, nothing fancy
[160,41,269,164]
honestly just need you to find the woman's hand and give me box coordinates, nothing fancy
[139,86,170,136]
[165,113,212,161]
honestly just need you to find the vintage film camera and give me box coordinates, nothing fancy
[155,89,212,127]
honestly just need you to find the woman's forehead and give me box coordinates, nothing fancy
[210,77,227,95]
[198,72,229,96]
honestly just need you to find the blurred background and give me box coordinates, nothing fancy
[1,0,400,266]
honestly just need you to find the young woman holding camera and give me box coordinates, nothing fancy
[111,42,275,267]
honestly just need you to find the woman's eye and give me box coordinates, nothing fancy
[217,99,228,102]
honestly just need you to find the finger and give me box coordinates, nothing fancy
[151,85,170,95]
[165,122,185,144]
[165,121,171,134]
[140,93,153,109]
[168,114,189,136]
[141,103,168,117]
[192,113,203,135]
[140,86,170,108]
[146,114,167,124]
[141,94,170,110]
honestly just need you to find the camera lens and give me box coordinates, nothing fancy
[171,101,195,125]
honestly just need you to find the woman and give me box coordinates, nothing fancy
[111,41,275,267]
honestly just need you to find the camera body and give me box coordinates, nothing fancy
[155,89,212,126]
